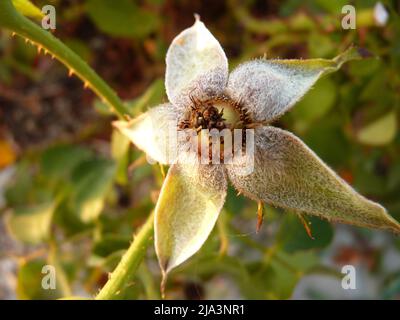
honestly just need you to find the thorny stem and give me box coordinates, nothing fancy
[0,0,131,118]
[96,212,154,300]
[0,0,154,299]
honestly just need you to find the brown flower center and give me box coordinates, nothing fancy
[177,94,253,164]
[178,94,252,132]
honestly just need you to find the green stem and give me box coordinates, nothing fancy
[96,212,154,300]
[0,0,131,118]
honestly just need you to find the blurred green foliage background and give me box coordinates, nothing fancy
[1,0,400,300]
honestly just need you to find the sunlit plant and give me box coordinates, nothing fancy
[1,0,399,300]
[114,16,400,292]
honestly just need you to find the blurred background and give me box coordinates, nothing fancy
[1,0,400,300]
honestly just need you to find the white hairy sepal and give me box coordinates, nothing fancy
[226,126,400,233]
[113,103,183,165]
[113,105,231,166]
[155,163,227,273]
[165,16,228,111]
[226,48,365,123]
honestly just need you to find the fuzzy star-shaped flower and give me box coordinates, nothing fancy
[114,16,400,278]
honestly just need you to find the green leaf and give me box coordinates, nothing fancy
[357,112,397,146]
[307,32,335,58]
[4,161,33,206]
[6,202,55,244]
[291,77,337,132]
[354,160,387,196]
[70,159,116,223]
[40,144,93,178]
[348,57,381,77]
[86,0,159,38]
[92,234,131,257]
[12,0,43,19]
[303,116,349,166]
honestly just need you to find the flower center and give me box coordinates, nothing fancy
[178,94,252,131]
[177,94,254,164]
